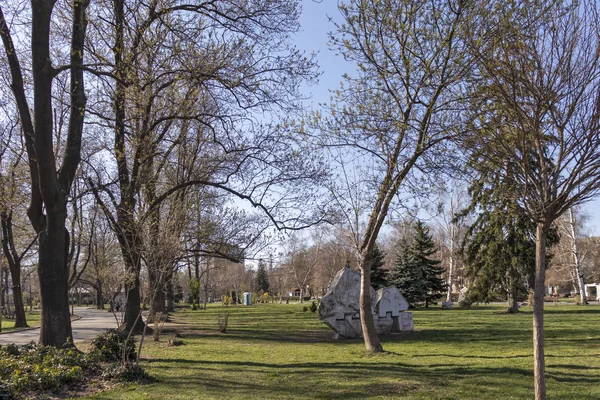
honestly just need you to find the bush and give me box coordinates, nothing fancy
[192,302,198,310]
[309,301,318,313]
[100,363,150,382]
[302,306,308,313]
[0,381,15,400]
[0,343,94,396]
[90,329,136,363]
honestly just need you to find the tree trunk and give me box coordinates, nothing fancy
[1,213,28,327]
[533,222,548,400]
[96,279,104,309]
[123,270,144,333]
[151,289,165,317]
[568,209,587,304]
[507,273,519,314]
[446,221,455,303]
[11,269,27,328]
[38,213,73,347]
[359,251,383,353]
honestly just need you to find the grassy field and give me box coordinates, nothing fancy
[0,310,41,331]
[82,302,600,400]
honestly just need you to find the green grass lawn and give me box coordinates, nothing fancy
[0,310,40,331]
[82,303,600,400]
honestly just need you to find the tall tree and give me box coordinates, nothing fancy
[313,0,473,352]
[465,1,600,397]
[460,174,544,313]
[389,221,446,307]
[86,0,323,332]
[0,0,90,346]
[255,259,270,293]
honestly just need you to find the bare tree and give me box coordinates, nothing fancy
[313,0,473,352]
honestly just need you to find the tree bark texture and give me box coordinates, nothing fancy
[359,251,383,353]
[1,213,28,327]
[1,0,89,346]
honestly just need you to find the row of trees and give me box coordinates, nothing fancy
[2,1,600,398]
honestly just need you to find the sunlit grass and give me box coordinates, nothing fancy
[82,302,600,400]
[0,309,41,331]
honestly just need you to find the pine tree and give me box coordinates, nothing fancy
[414,221,446,307]
[388,221,446,307]
[460,175,558,313]
[255,259,270,293]
[370,244,388,290]
[388,244,426,306]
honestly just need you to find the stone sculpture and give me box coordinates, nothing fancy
[318,268,414,339]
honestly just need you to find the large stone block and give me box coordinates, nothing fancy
[318,268,414,339]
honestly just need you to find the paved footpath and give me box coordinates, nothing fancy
[0,307,120,346]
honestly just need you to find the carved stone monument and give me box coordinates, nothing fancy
[318,268,414,339]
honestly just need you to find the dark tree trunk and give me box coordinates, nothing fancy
[151,290,165,316]
[95,279,104,309]
[123,266,144,333]
[1,0,89,347]
[11,268,27,328]
[38,213,73,346]
[0,213,28,327]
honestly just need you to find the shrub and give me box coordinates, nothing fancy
[309,301,318,313]
[192,302,198,310]
[0,381,15,400]
[90,328,136,363]
[0,343,94,396]
[302,306,308,313]
[101,363,150,382]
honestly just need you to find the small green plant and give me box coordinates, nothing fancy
[101,362,150,382]
[192,302,198,310]
[90,328,136,363]
[0,343,94,396]
[302,306,308,313]
[309,301,318,313]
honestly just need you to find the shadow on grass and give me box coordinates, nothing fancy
[142,358,535,400]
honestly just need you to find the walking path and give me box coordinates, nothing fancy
[0,307,119,346]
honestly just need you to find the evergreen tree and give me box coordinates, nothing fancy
[370,245,388,290]
[460,174,558,313]
[388,222,446,307]
[255,259,270,293]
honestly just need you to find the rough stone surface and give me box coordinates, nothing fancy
[318,268,414,338]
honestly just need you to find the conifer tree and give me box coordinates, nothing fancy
[388,222,446,307]
[255,259,270,293]
[370,245,388,290]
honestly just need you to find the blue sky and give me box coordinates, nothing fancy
[294,0,600,236]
